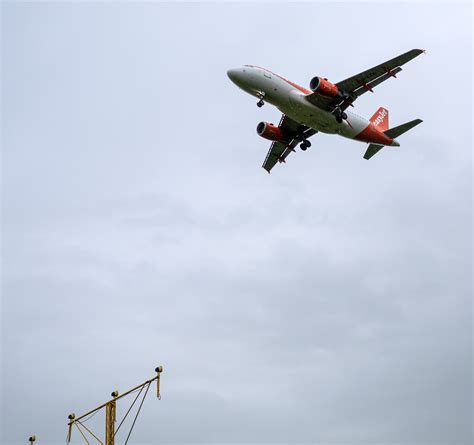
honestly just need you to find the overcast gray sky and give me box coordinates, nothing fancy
[1,2,472,445]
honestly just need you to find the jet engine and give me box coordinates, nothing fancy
[309,77,342,98]
[256,122,285,141]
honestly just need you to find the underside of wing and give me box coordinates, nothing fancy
[336,49,424,94]
[304,93,334,111]
[305,49,424,112]
[262,141,289,172]
[262,115,317,173]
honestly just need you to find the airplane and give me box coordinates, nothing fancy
[227,49,424,173]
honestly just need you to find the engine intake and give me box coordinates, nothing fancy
[256,122,285,142]
[310,76,342,98]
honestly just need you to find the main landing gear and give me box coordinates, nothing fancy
[300,140,311,151]
[296,126,311,151]
[334,107,347,123]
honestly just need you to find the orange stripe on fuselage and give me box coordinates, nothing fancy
[354,122,394,145]
[250,65,312,94]
[284,79,312,94]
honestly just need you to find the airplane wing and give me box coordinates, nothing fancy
[306,49,424,111]
[262,114,317,173]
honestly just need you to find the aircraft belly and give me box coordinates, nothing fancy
[279,91,369,140]
[278,104,332,134]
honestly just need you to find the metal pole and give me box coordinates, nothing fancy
[105,391,117,445]
[155,366,162,399]
[67,414,75,443]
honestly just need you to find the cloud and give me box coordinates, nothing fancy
[2,2,472,445]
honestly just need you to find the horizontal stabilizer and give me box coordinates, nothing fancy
[384,119,423,139]
[364,144,384,160]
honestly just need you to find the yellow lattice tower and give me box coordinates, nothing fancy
[66,366,163,445]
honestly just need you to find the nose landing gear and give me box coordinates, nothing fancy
[256,92,265,108]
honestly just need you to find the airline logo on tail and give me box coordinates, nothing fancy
[370,107,389,131]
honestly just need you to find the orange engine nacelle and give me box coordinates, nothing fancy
[309,76,342,98]
[256,121,285,141]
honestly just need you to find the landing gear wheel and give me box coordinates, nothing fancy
[300,140,310,151]
[336,116,343,124]
[341,112,347,120]
[257,99,264,108]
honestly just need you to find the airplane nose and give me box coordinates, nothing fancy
[227,67,248,85]
[227,68,239,82]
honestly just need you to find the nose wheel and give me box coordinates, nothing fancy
[256,92,266,108]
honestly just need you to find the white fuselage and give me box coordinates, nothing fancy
[227,65,389,144]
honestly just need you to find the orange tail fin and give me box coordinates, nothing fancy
[370,107,389,132]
